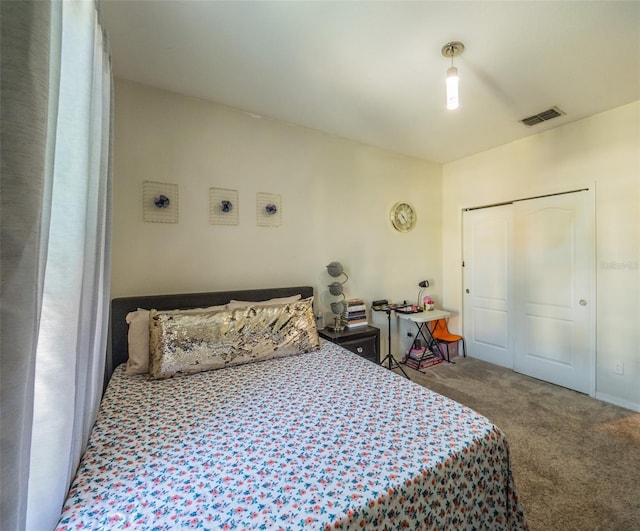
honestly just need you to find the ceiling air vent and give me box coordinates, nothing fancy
[520,106,565,127]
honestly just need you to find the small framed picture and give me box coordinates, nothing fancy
[209,188,239,225]
[143,181,178,223]
[256,192,281,227]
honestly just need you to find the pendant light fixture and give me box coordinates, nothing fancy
[441,41,464,110]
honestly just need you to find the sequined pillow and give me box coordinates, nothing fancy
[149,298,320,379]
[226,294,301,309]
[125,304,227,375]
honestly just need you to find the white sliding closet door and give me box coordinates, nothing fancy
[463,190,594,394]
[513,192,594,394]
[462,205,514,368]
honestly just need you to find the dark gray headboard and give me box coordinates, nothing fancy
[107,286,314,387]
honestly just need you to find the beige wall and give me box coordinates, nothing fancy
[112,81,638,409]
[442,101,640,410]
[111,80,442,353]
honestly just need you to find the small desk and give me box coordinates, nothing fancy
[397,309,453,363]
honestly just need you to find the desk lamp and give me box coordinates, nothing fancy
[417,280,430,309]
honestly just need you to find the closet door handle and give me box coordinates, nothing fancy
[579,299,587,306]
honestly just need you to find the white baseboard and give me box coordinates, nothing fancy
[595,392,640,412]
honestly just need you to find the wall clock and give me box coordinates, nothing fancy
[390,202,417,232]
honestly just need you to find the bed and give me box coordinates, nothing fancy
[56,286,527,530]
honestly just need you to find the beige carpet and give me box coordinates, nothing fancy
[398,356,640,531]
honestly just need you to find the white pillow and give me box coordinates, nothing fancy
[124,304,227,375]
[125,309,150,374]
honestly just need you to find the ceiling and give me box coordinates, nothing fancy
[102,1,640,164]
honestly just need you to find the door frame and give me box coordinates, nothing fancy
[460,184,596,397]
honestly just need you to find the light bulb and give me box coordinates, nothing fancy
[446,66,459,110]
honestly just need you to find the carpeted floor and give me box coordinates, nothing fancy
[398,356,640,531]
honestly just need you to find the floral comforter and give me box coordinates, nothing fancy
[56,340,527,530]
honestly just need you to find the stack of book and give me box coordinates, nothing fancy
[403,341,443,370]
[344,298,368,329]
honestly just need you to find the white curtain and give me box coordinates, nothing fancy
[0,2,112,530]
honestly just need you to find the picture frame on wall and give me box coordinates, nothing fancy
[209,187,239,226]
[256,192,281,227]
[143,181,178,223]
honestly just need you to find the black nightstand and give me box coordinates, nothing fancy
[318,325,380,364]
